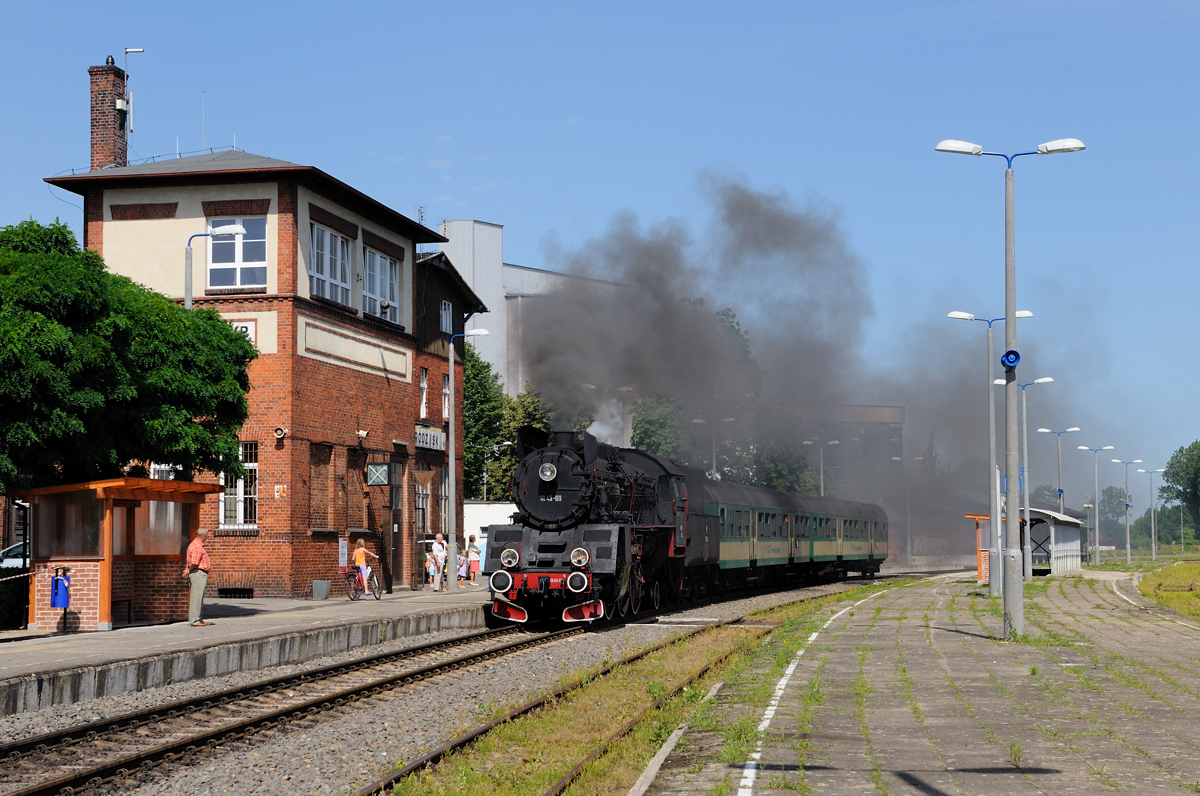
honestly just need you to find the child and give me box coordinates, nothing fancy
[457,551,468,588]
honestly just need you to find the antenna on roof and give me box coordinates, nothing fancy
[202,91,206,151]
[123,48,143,134]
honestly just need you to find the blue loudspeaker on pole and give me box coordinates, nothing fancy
[1001,350,1020,370]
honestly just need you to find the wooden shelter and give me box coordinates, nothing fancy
[18,478,221,631]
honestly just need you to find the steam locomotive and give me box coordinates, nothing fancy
[483,428,890,624]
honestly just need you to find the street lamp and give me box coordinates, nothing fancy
[446,328,489,591]
[1111,458,1143,565]
[691,417,736,479]
[184,225,246,310]
[947,308,1032,598]
[891,456,924,567]
[1137,468,1165,560]
[802,439,839,497]
[1078,446,1114,564]
[1037,427,1081,514]
[938,136,1085,639]
[1015,376,1053,582]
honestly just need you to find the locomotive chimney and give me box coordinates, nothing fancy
[89,55,128,170]
[554,430,576,448]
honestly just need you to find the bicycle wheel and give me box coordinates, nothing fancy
[345,573,361,601]
[369,572,382,600]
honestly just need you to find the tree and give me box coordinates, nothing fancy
[1133,502,1194,548]
[482,384,551,502]
[1098,485,1129,545]
[0,219,256,490]
[631,393,689,457]
[462,343,505,499]
[1031,484,1058,506]
[1161,442,1200,541]
[753,441,821,496]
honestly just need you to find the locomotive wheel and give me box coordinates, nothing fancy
[630,580,642,614]
[651,581,662,611]
[617,591,630,617]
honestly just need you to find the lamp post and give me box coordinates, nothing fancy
[1037,427,1081,514]
[1137,468,1165,559]
[802,439,840,497]
[1078,446,1114,564]
[937,136,1085,638]
[891,456,924,567]
[447,328,489,592]
[691,417,736,479]
[184,225,246,310]
[948,309,1032,598]
[1012,376,1053,582]
[1111,458,1143,565]
[482,441,512,501]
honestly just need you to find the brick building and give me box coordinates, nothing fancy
[43,57,486,601]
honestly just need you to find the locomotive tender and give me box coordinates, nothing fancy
[484,428,889,624]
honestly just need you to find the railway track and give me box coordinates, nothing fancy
[0,625,580,796]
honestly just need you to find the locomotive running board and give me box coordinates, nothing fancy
[492,599,529,623]
[562,600,605,623]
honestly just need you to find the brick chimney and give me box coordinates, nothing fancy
[88,56,127,170]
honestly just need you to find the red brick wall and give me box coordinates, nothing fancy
[277,181,298,295]
[84,189,104,254]
[88,63,126,171]
[30,561,102,632]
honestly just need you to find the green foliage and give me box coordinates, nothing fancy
[1162,442,1200,542]
[0,217,80,256]
[480,384,551,501]
[0,219,256,490]
[1132,502,1194,547]
[631,393,689,457]
[753,440,820,495]
[1031,484,1058,506]
[1099,485,1129,544]
[463,343,505,499]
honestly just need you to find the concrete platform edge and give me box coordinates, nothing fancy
[0,605,485,717]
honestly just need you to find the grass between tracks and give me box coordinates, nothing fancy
[383,582,899,796]
[1138,561,1200,621]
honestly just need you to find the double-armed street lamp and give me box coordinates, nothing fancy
[1078,445,1115,564]
[446,328,489,591]
[1037,427,1081,514]
[891,455,924,567]
[1137,467,1165,560]
[947,309,1032,598]
[1111,458,1143,565]
[937,136,1086,638]
[802,439,839,497]
[184,225,246,310]
[1006,376,1054,582]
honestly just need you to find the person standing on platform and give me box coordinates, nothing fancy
[467,535,482,585]
[457,550,468,588]
[182,529,213,627]
[431,533,446,592]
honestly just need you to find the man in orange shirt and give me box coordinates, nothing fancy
[182,529,213,627]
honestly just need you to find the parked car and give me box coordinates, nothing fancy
[1,541,30,569]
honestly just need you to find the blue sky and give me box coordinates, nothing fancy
[2,1,1197,515]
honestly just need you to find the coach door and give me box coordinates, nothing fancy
[749,511,759,565]
[836,518,844,558]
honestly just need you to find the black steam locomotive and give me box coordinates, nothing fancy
[483,429,889,624]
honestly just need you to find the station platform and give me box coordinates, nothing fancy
[640,570,1200,794]
[0,584,490,716]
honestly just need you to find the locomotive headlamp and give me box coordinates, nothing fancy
[538,462,558,482]
[500,547,521,568]
[566,571,590,593]
[570,547,590,568]
[489,570,514,593]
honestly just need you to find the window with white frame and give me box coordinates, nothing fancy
[439,300,452,334]
[309,224,352,306]
[221,442,258,528]
[208,217,267,288]
[442,373,450,419]
[363,247,399,322]
[419,368,428,419]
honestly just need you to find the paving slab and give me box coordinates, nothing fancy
[0,585,489,715]
[644,571,1200,795]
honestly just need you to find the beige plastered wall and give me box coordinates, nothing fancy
[295,185,415,331]
[101,183,279,299]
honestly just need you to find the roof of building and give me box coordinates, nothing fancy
[45,149,447,245]
[416,251,488,315]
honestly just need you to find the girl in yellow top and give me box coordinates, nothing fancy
[354,539,379,595]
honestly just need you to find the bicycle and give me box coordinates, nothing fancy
[345,565,382,601]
